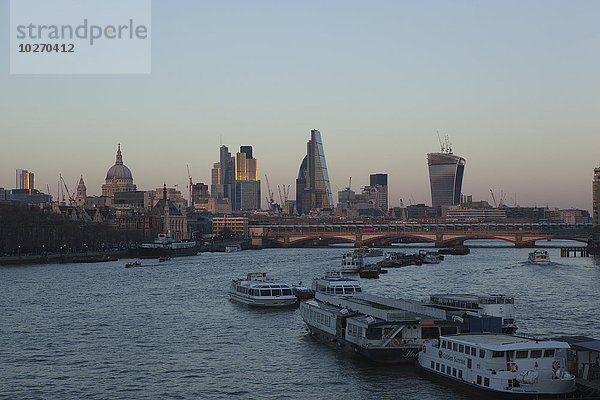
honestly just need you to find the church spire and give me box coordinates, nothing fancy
[116,144,123,165]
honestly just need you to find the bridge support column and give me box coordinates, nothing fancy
[355,232,363,247]
[435,233,444,248]
[514,234,530,248]
[283,234,290,247]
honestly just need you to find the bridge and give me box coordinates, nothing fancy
[249,222,593,247]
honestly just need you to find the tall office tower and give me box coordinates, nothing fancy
[427,142,466,208]
[16,169,35,193]
[234,146,261,210]
[366,173,388,212]
[593,166,600,225]
[295,129,334,214]
[211,145,235,202]
[211,162,222,198]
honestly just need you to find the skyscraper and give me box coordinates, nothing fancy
[235,146,261,210]
[593,166,600,225]
[296,129,334,214]
[366,173,388,213]
[211,145,235,203]
[16,169,34,193]
[427,145,465,208]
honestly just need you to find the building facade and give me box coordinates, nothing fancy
[234,146,261,210]
[296,129,334,214]
[75,176,86,207]
[427,151,466,208]
[101,144,137,197]
[594,167,600,225]
[16,169,35,193]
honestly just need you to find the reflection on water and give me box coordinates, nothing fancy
[1,245,599,399]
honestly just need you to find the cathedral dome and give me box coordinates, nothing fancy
[105,144,133,180]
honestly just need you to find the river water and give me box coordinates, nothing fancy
[1,240,599,399]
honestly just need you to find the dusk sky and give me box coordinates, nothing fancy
[1,1,599,210]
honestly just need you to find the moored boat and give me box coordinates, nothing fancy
[438,246,470,255]
[312,271,362,297]
[418,333,575,398]
[125,260,142,268]
[359,264,380,279]
[341,252,363,273]
[528,250,551,264]
[137,233,199,259]
[419,250,444,264]
[225,244,242,253]
[229,272,297,307]
[353,246,384,257]
[426,294,517,334]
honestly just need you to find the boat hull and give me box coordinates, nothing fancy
[228,291,297,308]
[306,324,420,364]
[135,245,200,259]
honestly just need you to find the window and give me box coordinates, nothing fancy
[484,377,490,387]
[260,289,270,296]
[471,348,477,356]
[477,375,482,385]
[452,368,457,377]
[272,289,282,296]
[442,341,447,349]
[465,345,470,354]
[459,344,464,353]
[452,343,458,351]
[436,363,440,371]
[441,365,445,373]
[467,359,472,369]
[479,349,485,358]
[458,370,463,379]
[492,351,505,358]
[431,361,435,369]
[544,349,555,358]
[530,350,542,358]
[516,351,528,359]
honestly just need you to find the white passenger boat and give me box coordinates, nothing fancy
[229,272,297,307]
[341,253,364,273]
[528,250,550,264]
[419,250,444,264]
[427,294,517,334]
[312,271,362,297]
[418,333,575,398]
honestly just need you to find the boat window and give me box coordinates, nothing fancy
[467,359,472,369]
[282,289,292,296]
[441,365,445,373]
[431,361,435,369]
[260,290,271,296]
[452,368,457,377]
[479,349,485,358]
[471,347,477,356]
[530,350,542,358]
[459,344,464,353]
[543,349,555,358]
[452,343,458,351]
[272,289,282,296]
[422,327,438,339]
[484,377,490,387]
[477,375,482,385]
[516,351,528,359]
[436,363,440,371]
[441,327,457,335]
[335,288,344,295]
[355,287,362,292]
[492,351,505,358]
[458,370,463,379]
[465,345,470,354]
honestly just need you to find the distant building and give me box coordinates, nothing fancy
[16,169,35,193]
[9,189,51,205]
[191,183,210,205]
[75,176,86,207]
[212,216,248,237]
[114,191,146,209]
[234,146,261,210]
[444,206,507,222]
[427,145,465,208]
[296,129,334,214]
[151,184,187,240]
[363,173,388,214]
[0,188,10,202]
[211,145,235,203]
[561,209,590,224]
[337,188,356,211]
[594,166,600,225]
[101,144,137,197]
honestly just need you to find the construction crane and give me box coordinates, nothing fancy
[59,174,75,205]
[46,184,51,200]
[490,189,498,208]
[277,184,291,207]
[264,174,275,210]
[187,164,193,206]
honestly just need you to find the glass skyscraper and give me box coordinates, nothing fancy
[427,152,466,208]
[296,129,334,214]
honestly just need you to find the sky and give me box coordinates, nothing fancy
[1,0,599,210]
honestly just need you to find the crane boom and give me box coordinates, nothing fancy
[187,164,193,206]
[59,174,75,206]
[264,174,274,210]
[490,189,498,208]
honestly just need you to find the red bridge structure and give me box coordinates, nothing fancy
[249,222,593,248]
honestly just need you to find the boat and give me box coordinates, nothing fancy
[159,256,171,262]
[438,246,470,255]
[418,333,576,397]
[225,244,242,253]
[426,294,517,334]
[228,272,297,307]
[359,264,380,279]
[137,233,199,259]
[300,291,462,363]
[341,252,364,273]
[377,252,421,268]
[528,250,551,264]
[419,250,444,264]
[353,246,384,257]
[312,271,362,297]
[125,260,142,268]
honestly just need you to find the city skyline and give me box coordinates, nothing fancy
[1,1,599,210]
